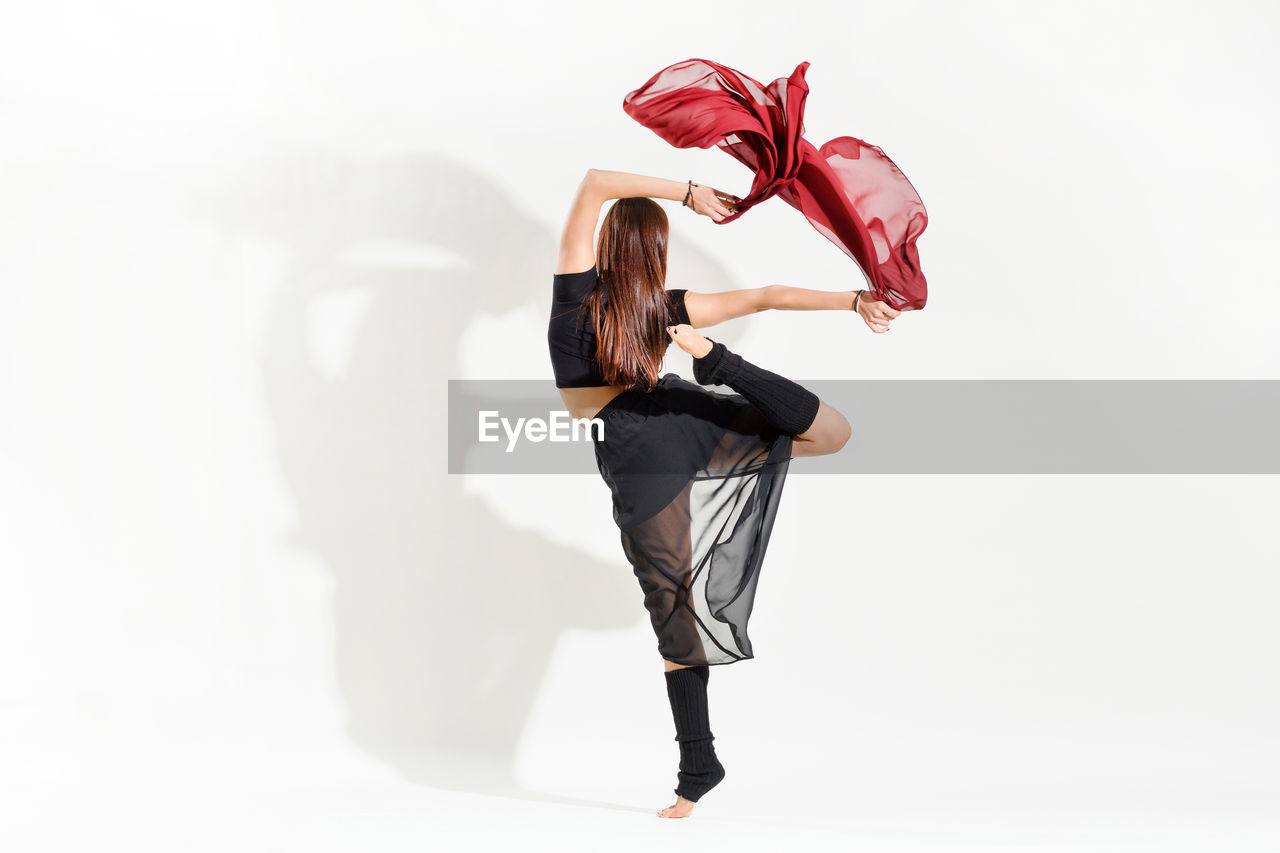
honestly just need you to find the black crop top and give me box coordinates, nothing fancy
[547,265,690,389]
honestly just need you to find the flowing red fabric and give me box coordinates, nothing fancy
[623,59,929,311]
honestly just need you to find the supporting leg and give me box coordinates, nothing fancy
[663,665,726,807]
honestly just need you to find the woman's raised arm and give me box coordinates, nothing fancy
[557,169,740,274]
[587,169,738,220]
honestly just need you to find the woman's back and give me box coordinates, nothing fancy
[548,262,689,418]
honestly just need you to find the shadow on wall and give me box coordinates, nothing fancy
[188,150,741,811]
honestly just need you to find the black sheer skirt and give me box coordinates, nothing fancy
[591,373,794,666]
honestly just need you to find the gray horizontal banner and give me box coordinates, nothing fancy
[448,379,1280,475]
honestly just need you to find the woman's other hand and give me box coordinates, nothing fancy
[856,290,900,334]
[666,324,714,358]
[688,184,740,222]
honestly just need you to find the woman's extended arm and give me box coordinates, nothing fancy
[765,285,901,332]
[685,284,900,333]
[761,285,857,312]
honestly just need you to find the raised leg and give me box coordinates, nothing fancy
[684,336,851,458]
[790,399,851,458]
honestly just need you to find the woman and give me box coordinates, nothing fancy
[547,167,900,819]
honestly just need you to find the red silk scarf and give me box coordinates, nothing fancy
[623,59,929,311]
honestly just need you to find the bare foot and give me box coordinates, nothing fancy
[656,794,697,818]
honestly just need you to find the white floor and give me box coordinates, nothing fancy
[4,696,1276,853]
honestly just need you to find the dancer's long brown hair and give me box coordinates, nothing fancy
[587,197,678,392]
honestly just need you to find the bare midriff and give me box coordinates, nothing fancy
[558,385,628,422]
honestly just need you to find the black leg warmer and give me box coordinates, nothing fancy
[692,339,821,436]
[664,665,726,803]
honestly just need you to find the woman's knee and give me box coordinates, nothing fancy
[828,406,851,451]
[793,401,850,456]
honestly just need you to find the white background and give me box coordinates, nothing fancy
[1,1,1277,850]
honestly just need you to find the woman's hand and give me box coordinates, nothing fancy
[686,183,740,222]
[666,323,714,358]
[855,290,901,334]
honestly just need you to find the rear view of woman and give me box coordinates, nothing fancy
[547,167,899,818]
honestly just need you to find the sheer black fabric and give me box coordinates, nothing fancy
[591,374,793,666]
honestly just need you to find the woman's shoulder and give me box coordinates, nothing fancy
[552,263,599,303]
[665,288,690,325]
[553,262,597,278]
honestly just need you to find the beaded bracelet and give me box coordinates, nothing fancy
[682,179,697,208]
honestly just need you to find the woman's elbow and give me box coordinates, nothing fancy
[755,284,779,312]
